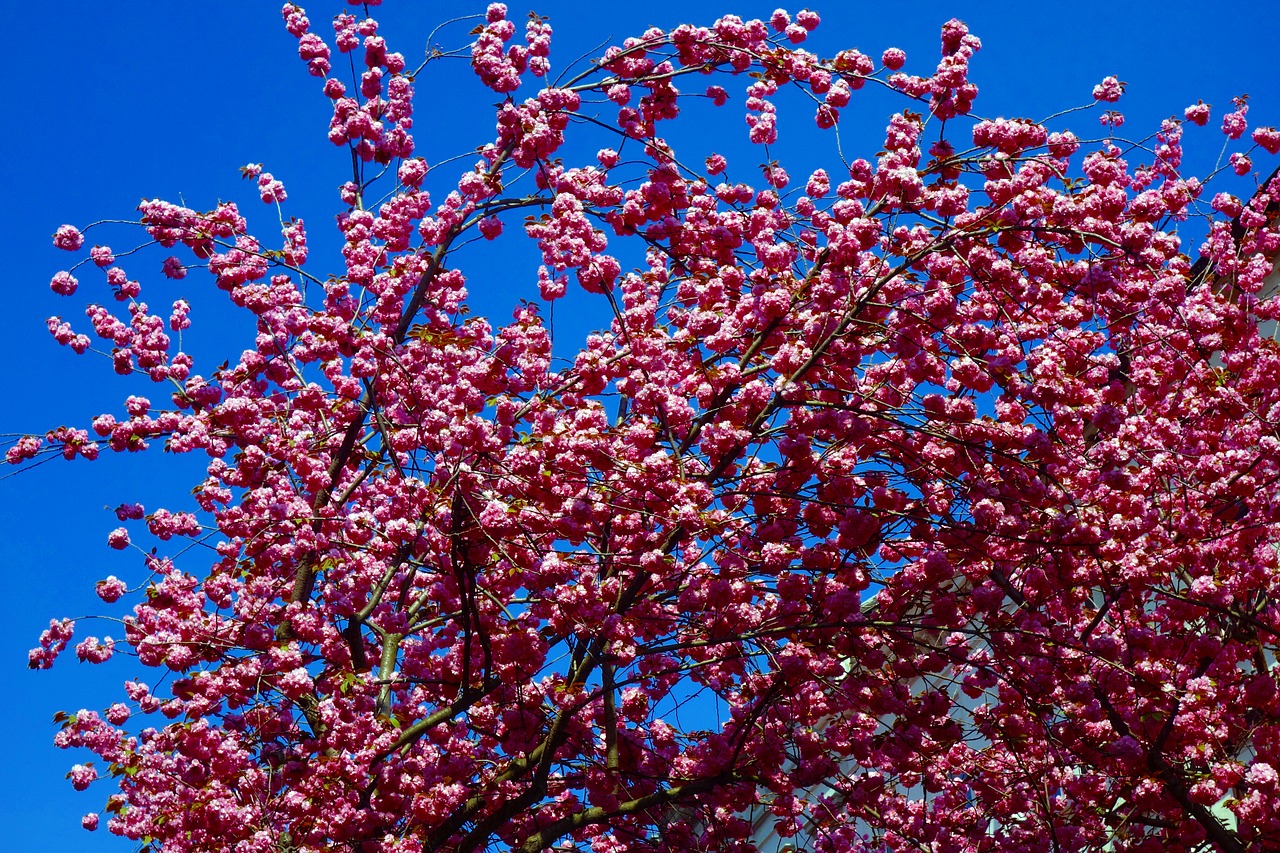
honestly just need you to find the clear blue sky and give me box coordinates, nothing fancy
[4,1,1279,850]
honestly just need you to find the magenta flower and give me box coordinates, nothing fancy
[1091,75,1125,103]
[160,256,186,279]
[1185,100,1212,125]
[67,764,97,791]
[50,270,78,296]
[52,224,84,251]
[95,576,126,603]
[881,47,906,70]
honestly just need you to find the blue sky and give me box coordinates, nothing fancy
[4,1,1280,850]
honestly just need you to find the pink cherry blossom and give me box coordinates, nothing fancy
[1223,95,1250,139]
[75,636,114,663]
[1092,74,1125,102]
[161,256,186,279]
[53,224,84,251]
[6,435,43,464]
[95,576,127,603]
[28,618,73,670]
[50,270,78,296]
[1253,125,1280,154]
[1186,99,1212,125]
[67,763,96,791]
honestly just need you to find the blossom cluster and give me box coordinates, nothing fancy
[22,4,1280,852]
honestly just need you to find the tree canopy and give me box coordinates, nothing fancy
[19,3,1280,851]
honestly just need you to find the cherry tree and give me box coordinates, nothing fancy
[19,2,1280,851]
